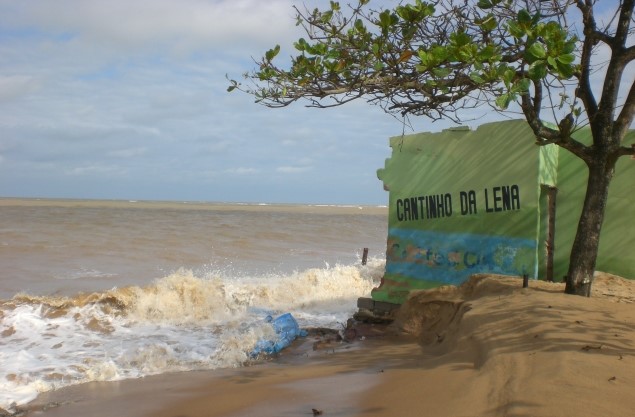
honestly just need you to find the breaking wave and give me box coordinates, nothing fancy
[0,259,384,409]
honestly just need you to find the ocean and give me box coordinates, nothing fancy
[0,198,388,409]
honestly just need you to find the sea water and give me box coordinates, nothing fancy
[0,198,388,409]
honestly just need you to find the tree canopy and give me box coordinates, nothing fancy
[230,0,635,296]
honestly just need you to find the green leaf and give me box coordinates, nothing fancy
[431,45,448,62]
[478,45,500,62]
[556,60,574,78]
[402,25,417,40]
[477,0,493,9]
[396,4,414,21]
[354,18,365,32]
[518,9,531,25]
[227,85,236,92]
[433,67,451,78]
[563,41,576,54]
[458,47,472,61]
[421,4,435,17]
[496,93,512,109]
[450,31,471,47]
[469,71,485,84]
[294,39,306,52]
[480,14,497,32]
[417,50,430,68]
[321,10,333,24]
[557,53,575,65]
[507,21,524,39]
[379,10,394,33]
[516,78,530,92]
[502,68,515,84]
[372,42,381,56]
[527,43,546,59]
[325,49,340,60]
[528,61,547,80]
[265,44,280,61]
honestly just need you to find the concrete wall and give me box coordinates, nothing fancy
[374,120,634,304]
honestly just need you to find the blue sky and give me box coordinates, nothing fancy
[0,1,630,205]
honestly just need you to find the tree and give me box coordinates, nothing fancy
[229,0,635,296]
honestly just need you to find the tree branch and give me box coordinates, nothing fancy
[615,0,635,43]
[575,0,599,120]
[521,93,591,162]
[596,0,634,131]
[617,144,635,158]
[614,78,635,140]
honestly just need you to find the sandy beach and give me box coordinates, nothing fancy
[18,273,635,417]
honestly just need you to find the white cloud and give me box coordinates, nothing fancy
[65,164,127,176]
[1,0,298,56]
[276,165,313,174]
[107,147,148,158]
[0,75,39,102]
[199,140,233,154]
[226,167,259,175]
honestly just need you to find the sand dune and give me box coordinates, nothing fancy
[375,273,635,417]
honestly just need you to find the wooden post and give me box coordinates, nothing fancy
[523,274,529,288]
[546,186,558,282]
[362,248,369,265]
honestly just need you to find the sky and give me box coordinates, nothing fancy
[0,0,630,205]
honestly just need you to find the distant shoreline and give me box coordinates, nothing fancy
[0,197,388,215]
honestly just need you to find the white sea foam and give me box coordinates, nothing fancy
[0,258,385,409]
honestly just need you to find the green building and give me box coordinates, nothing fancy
[373,120,635,304]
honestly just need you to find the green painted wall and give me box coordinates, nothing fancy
[374,120,634,304]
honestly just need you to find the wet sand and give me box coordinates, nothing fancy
[22,329,404,417]
[20,273,635,417]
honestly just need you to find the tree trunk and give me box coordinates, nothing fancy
[564,157,616,296]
